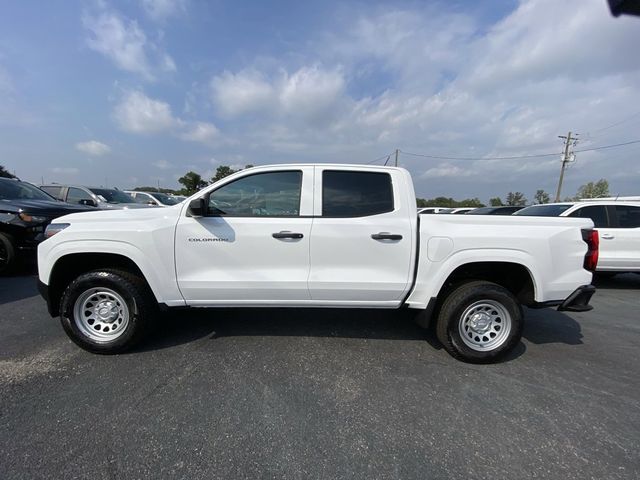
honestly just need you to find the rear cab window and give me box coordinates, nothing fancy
[614,205,640,228]
[568,205,610,228]
[514,204,573,216]
[322,170,394,217]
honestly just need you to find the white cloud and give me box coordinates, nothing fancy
[113,90,178,133]
[421,164,473,179]
[113,90,220,146]
[211,65,347,126]
[75,140,111,156]
[140,0,187,22]
[51,167,79,175]
[180,121,219,143]
[211,70,275,116]
[83,7,176,80]
[152,159,172,169]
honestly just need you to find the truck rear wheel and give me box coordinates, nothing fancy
[59,269,155,354]
[436,281,523,363]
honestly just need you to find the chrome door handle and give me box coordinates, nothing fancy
[272,231,304,239]
[601,233,615,239]
[371,232,403,241]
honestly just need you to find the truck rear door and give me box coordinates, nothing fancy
[307,167,415,306]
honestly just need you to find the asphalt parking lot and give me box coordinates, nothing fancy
[0,271,639,480]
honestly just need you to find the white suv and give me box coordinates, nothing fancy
[515,201,640,273]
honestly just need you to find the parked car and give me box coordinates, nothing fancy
[125,191,184,207]
[418,207,450,214]
[38,164,596,362]
[0,177,91,273]
[466,206,524,215]
[515,201,640,274]
[40,184,150,210]
[450,207,477,214]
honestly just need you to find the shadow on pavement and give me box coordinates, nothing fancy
[136,308,431,353]
[136,307,535,363]
[592,272,640,290]
[523,307,583,345]
[0,274,39,305]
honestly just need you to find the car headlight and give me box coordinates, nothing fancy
[44,223,70,239]
[19,212,48,223]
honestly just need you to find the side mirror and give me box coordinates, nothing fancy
[147,200,157,206]
[187,197,206,217]
[79,199,97,207]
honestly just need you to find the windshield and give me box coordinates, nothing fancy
[0,179,56,201]
[514,204,573,217]
[89,188,135,204]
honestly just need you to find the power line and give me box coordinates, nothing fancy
[365,153,394,164]
[399,149,561,161]
[587,111,640,136]
[573,139,640,153]
[399,138,640,162]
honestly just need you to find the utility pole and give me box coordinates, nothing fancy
[394,149,399,167]
[554,132,577,202]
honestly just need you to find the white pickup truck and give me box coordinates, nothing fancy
[37,164,597,362]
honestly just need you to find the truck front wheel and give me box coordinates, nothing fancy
[436,281,523,363]
[59,269,154,354]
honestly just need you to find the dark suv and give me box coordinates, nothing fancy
[0,177,91,273]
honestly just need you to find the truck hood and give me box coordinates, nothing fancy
[0,199,93,216]
[53,203,181,223]
[97,202,155,210]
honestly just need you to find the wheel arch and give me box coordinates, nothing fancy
[406,250,540,309]
[47,252,157,316]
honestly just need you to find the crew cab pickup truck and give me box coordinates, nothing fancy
[37,165,597,363]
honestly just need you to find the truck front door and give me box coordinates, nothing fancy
[175,168,314,304]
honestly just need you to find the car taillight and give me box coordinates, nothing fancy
[581,229,599,272]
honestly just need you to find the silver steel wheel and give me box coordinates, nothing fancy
[458,300,512,351]
[73,288,130,342]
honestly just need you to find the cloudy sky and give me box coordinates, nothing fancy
[1,0,639,202]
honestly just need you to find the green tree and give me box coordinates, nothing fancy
[575,179,609,199]
[178,171,207,195]
[0,165,16,179]
[211,165,237,183]
[489,197,504,206]
[533,189,550,204]
[211,164,255,183]
[506,191,527,206]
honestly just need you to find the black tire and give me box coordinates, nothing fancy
[0,232,16,275]
[59,269,155,354]
[436,281,523,363]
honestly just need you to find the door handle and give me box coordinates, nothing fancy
[272,231,304,239]
[371,232,403,241]
[601,233,615,239]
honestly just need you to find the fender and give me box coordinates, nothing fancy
[40,239,186,307]
[405,248,540,309]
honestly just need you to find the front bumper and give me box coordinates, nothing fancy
[557,285,596,312]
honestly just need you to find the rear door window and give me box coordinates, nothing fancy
[615,205,640,228]
[66,187,93,205]
[322,171,394,217]
[568,205,610,228]
[40,185,63,200]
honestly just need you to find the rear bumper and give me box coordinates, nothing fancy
[557,285,596,312]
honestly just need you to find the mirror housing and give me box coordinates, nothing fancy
[79,199,97,207]
[187,197,206,217]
